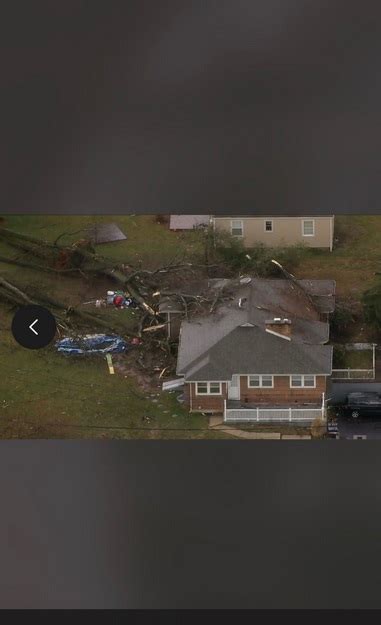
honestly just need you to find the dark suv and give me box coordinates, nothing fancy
[339,392,381,420]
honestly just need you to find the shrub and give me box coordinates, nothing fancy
[363,280,381,328]
[331,303,356,338]
[212,229,307,277]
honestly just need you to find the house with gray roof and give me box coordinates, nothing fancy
[173,276,335,424]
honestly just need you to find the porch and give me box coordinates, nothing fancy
[224,399,325,423]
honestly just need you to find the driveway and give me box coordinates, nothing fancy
[335,415,381,440]
[329,382,381,439]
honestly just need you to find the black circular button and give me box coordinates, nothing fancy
[11,305,57,349]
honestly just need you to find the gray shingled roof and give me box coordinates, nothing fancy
[178,326,333,380]
[176,277,335,381]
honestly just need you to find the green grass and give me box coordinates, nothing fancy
[1,214,205,269]
[332,347,373,370]
[297,216,381,298]
[0,214,207,336]
[0,308,231,439]
[0,215,231,438]
[2,213,381,437]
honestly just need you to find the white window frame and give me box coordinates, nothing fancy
[290,375,316,388]
[302,219,315,237]
[231,219,243,237]
[196,382,222,395]
[247,375,274,388]
[264,219,273,232]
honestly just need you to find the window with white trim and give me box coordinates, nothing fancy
[196,382,222,395]
[290,375,316,388]
[264,220,273,232]
[231,219,243,237]
[248,375,274,388]
[302,219,315,236]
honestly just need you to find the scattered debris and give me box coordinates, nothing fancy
[142,324,166,333]
[159,367,168,379]
[106,354,115,374]
[162,378,184,391]
[56,334,130,355]
[85,223,127,245]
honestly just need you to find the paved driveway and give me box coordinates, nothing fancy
[336,415,381,440]
[330,382,381,439]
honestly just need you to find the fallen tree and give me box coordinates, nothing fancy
[0,277,131,335]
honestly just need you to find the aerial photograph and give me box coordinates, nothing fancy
[1,213,381,439]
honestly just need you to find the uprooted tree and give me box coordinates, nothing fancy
[0,225,311,341]
[0,227,232,336]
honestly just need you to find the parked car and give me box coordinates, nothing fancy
[337,392,381,420]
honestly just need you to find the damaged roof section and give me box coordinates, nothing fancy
[248,278,336,320]
[175,276,336,380]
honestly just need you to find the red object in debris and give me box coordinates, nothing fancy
[113,295,125,307]
[130,338,141,345]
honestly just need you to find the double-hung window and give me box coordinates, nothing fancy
[248,375,274,388]
[231,219,243,237]
[264,220,273,232]
[302,219,315,237]
[290,375,316,388]
[196,382,222,395]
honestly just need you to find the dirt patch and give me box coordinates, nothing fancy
[113,341,177,394]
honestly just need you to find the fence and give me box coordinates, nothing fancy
[224,403,324,423]
[331,343,376,380]
[331,369,375,380]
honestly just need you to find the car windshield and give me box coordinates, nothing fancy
[348,394,381,405]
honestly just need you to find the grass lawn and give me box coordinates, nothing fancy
[1,213,381,437]
[0,308,231,439]
[297,216,381,298]
[0,215,232,438]
[1,214,205,269]
[0,215,206,329]
[332,346,374,370]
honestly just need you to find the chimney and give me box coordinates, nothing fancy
[265,317,292,340]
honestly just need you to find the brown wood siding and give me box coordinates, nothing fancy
[185,383,227,413]
[239,375,326,404]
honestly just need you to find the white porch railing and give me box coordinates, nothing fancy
[331,369,375,380]
[331,343,376,380]
[224,400,324,423]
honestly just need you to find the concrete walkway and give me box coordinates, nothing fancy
[215,426,281,439]
[208,417,311,440]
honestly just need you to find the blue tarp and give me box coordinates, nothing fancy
[56,334,129,355]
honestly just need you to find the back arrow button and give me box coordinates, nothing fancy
[29,319,39,335]
[11,305,57,349]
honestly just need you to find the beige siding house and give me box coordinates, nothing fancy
[212,215,334,250]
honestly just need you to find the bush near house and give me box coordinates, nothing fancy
[363,279,381,330]
[212,228,308,276]
[330,302,356,340]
